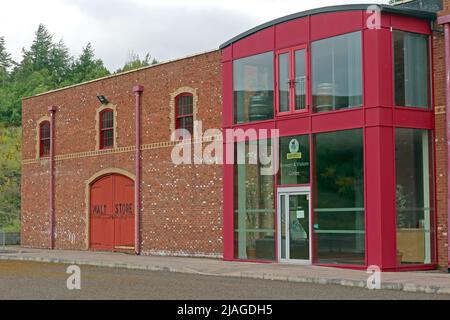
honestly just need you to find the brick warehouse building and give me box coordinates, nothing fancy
[21,1,450,271]
[21,51,224,257]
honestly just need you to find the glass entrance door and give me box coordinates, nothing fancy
[278,188,311,263]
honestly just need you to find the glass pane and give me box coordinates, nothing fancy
[233,52,274,124]
[280,135,310,185]
[393,31,429,108]
[294,50,306,110]
[101,110,114,129]
[234,139,275,260]
[280,195,286,260]
[312,32,362,113]
[395,129,434,265]
[40,122,50,139]
[314,129,365,265]
[102,129,114,148]
[278,53,290,113]
[289,194,309,260]
[41,139,50,157]
[177,116,193,135]
[177,95,193,116]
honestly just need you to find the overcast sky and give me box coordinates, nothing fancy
[0,0,388,71]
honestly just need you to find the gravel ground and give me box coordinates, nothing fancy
[0,260,448,300]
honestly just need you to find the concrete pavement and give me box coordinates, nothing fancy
[1,260,447,300]
[0,246,449,296]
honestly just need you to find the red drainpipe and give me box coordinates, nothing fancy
[438,14,450,270]
[133,85,144,255]
[445,23,450,271]
[48,105,57,249]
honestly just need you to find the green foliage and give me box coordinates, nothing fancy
[49,40,72,86]
[2,219,20,232]
[0,126,21,230]
[115,52,158,74]
[26,24,54,72]
[0,36,13,87]
[63,43,110,86]
[0,25,123,125]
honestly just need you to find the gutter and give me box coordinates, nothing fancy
[133,85,144,255]
[438,12,450,272]
[48,105,57,249]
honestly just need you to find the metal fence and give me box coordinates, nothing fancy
[0,231,20,248]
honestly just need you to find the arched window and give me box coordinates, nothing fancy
[100,109,114,149]
[39,121,51,157]
[175,93,194,135]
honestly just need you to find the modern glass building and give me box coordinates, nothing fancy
[220,4,437,271]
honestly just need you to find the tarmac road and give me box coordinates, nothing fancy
[0,260,448,300]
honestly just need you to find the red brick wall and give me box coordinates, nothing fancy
[434,2,449,268]
[433,33,448,266]
[21,50,224,257]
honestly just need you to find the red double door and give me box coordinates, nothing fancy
[90,174,135,251]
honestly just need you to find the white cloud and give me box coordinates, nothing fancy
[0,0,388,70]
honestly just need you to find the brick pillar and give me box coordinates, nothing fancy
[438,1,450,270]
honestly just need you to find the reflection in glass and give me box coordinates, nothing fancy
[280,135,310,185]
[393,31,429,108]
[233,52,274,124]
[280,195,286,260]
[295,50,306,110]
[395,129,434,265]
[312,32,362,113]
[234,140,275,260]
[289,194,310,260]
[278,53,290,113]
[314,129,365,265]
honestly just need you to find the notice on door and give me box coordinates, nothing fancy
[296,210,305,219]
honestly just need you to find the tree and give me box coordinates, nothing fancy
[66,43,110,85]
[0,36,12,86]
[25,24,53,72]
[0,126,21,230]
[115,52,158,74]
[49,39,72,86]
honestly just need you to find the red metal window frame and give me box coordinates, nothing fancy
[275,44,309,116]
[39,121,51,158]
[175,93,194,135]
[100,109,114,150]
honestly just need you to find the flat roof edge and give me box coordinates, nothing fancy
[219,4,437,50]
[22,49,219,101]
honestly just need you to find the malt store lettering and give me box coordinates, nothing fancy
[92,203,133,216]
[115,203,133,216]
[92,204,107,216]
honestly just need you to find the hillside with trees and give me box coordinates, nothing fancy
[0,24,157,233]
